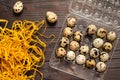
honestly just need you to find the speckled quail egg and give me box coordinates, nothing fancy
[73,31,83,41]
[85,59,96,69]
[96,62,106,72]
[46,11,57,23]
[90,48,100,58]
[100,52,109,62]
[87,24,97,35]
[66,17,76,28]
[76,54,86,65]
[66,50,76,60]
[69,41,80,51]
[80,45,89,54]
[59,37,69,47]
[107,31,117,42]
[103,42,112,52]
[56,47,66,58]
[97,28,107,38]
[13,1,23,13]
[93,38,104,48]
[63,27,73,37]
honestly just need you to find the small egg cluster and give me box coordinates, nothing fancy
[55,17,117,73]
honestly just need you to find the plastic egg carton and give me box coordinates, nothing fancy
[49,0,120,80]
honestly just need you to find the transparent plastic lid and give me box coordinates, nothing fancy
[69,0,120,30]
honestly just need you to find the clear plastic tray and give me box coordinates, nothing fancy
[49,0,120,80]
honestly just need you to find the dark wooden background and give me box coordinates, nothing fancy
[0,0,120,80]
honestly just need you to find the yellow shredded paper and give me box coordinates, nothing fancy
[0,19,53,80]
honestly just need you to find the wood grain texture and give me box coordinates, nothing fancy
[0,0,120,80]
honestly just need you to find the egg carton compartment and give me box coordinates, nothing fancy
[49,13,119,80]
[69,0,120,29]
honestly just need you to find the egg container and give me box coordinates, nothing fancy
[49,0,120,80]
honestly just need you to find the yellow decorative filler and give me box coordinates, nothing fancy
[0,19,55,80]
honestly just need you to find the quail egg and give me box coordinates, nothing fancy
[66,50,76,61]
[100,52,109,62]
[90,48,100,58]
[69,41,80,51]
[73,31,83,41]
[93,38,104,48]
[63,27,73,37]
[80,45,89,54]
[46,11,57,23]
[87,24,97,35]
[56,47,66,58]
[96,62,106,72]
[59,37,69,47]
[85,59,96,69]
[107,31,117,42]
[76,54,86,65]
[97,28,107,38]
[66,17,76,28]
[13,1,23,13]
[103,42,112,52]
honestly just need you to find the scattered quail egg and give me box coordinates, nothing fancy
[46,11,57,23]
[13,1,23,13]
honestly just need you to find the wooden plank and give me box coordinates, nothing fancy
[0,0,120,80]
